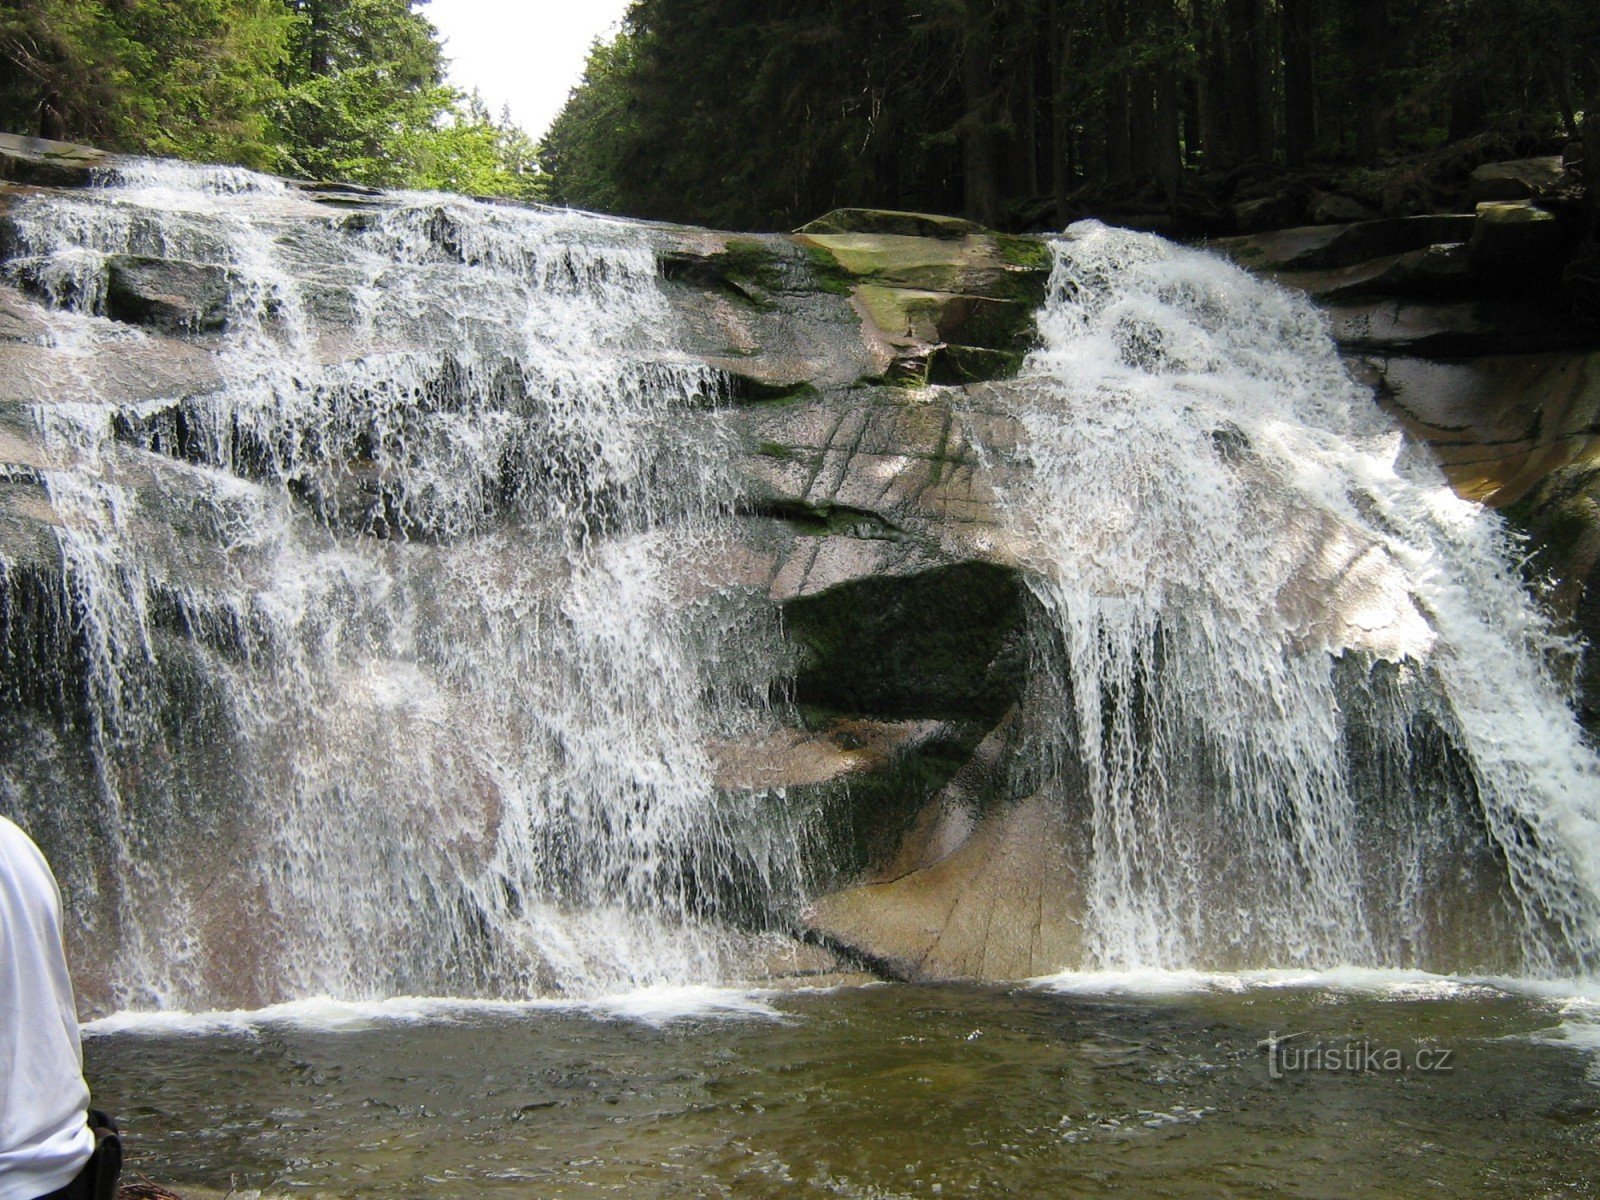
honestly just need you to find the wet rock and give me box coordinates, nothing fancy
[1504,460,1600,730]
[1363,352,1600,505]
[806,793,1085,981]
[0,132,106,187]
[104,256,234,332]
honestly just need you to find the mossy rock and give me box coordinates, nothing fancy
[797,209,987,240]
[781,560,1027,723]
[797,232,1049,304]
[753,496,909,541]
[993,233,1053,272]
[662,235,851,307]
[853,284,1036,355]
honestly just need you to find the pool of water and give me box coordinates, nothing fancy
[86,977,1600,1199]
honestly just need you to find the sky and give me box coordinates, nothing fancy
[426,0,634,140]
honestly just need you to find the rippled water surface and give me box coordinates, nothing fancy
[87,980,1600,1199]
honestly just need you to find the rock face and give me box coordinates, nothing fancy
[3,140,1597,990]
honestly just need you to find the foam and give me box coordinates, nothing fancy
[82,984,787,1038]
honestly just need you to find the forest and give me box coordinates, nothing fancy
[2,1,1597,235]
[541,0,1600,232]
[0,0,541,196]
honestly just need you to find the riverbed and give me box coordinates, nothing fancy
[86,973,1600,1199]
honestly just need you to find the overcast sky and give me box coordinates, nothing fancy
[426,0,634,140]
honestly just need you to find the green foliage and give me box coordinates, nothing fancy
[0,0,547,197]
[539,32,642,215]
[0,0,296,168]
[393,93,545,200]
[540,0,966,230]
[277,0,445,183]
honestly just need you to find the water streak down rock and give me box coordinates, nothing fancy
[1,134,1597,1009]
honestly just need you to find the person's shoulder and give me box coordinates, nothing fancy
[0,815,50,871]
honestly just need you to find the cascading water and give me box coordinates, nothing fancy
[1005,221,1600,977]
[0,161,799,1010]
[6,163,1599,1012]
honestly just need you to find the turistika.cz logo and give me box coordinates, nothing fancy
[1260,1031,1456,1079]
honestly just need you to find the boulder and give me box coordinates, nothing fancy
[657,222,1048,393]
[1322,296,1591,356]
[796,208,986,240]
[793,228,1048,385]
[1467,200,1571,279]
[0,132,106,187]
[1213,214,1478,273]
[1311,191,1378,224]
[1467,156,1572,204]
[104,256,235,332]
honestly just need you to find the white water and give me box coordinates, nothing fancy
[1007,222,1600,976]
[79,984,789,1038]
[0,161,797,1010]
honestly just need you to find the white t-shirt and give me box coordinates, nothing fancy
[0,816,94,1200]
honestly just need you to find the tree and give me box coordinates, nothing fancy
[277,0,448,184]
[0,0,295,168]
[394,93,544,200]
[1,0,547,197]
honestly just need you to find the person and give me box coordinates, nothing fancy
[0,815,120,1200]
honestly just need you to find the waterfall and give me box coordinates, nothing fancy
[6,167,1599,1005]
[0,161,798,1009]
[1006,222,1600,976]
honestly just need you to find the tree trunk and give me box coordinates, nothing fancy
[961,0,1003,225]
[1104,0,1134,183]
[1585,94,1600,234]
[1049,0,1074,222]
[1224,0,1265,161]
[1153,1,1182,205]
[1131,66,1156,183]
[1281,0,1315,165]
[1199,4,1233,167]
[1009,23,1041,200]
[1348,0,1388,160]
